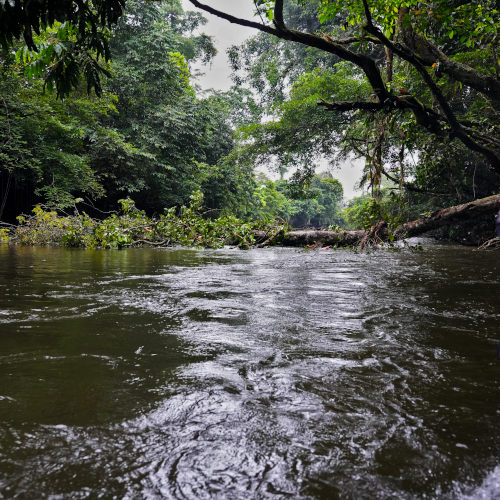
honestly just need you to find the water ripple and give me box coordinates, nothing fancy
[0,245,499,498]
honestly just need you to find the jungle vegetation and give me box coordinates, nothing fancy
[0,0,499,246]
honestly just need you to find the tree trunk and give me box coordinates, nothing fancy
[394,194,500,238]
[279,229,366,247]
[276,194,500,247]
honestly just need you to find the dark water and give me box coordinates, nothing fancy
[0,244,499,499]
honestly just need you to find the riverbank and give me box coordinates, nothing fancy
[2,194,499,250]
[0,196,287,250]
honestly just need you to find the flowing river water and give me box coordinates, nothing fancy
[0,244,499,499]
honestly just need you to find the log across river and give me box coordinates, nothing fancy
[1,244,500,498]
[271,193,500,248]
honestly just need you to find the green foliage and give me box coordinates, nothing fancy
[236,62,370,178]
[344,190,407,230]
[200,155,259,218]
[1,0,125,96]
[0,228,10,242]
[287,175,344,227]
[345,196,384,230]
[0,1,251,222]
[230,0,340,106]
[317,0,499,48]
[15,22,113,97]
[253,180,294,220]
[244,173,345,228]
[0,69,117,216]
[13,192,287,249]
[100,0,236,212]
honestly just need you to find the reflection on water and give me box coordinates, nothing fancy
[0,245,499,499]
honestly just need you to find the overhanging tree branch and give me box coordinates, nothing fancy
[318,96,444,122]
[187,0,390,102]
[188,0,500,172]
[361,0,500,171]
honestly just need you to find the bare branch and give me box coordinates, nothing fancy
[187,0,278,36]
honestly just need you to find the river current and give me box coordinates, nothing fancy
[0,244,499,499]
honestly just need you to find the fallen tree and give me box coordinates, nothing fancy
[276,194,500,247]
[6,194,500,249]
[394,194,500,238]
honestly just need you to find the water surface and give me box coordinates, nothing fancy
[0,244,499,499]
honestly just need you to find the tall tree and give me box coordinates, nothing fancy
[100,0,235,212]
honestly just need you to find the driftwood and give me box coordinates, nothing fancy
[275,194,500,248]
[476,237,500,251]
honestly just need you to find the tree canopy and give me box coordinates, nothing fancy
[0,1,250,219]
[188,0,500,176]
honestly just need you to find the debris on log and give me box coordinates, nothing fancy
[359,221,388,250]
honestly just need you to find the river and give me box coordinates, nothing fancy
[0,244,499,499]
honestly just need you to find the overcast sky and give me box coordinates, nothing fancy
[181,0,364,200]
[182,0,256,90]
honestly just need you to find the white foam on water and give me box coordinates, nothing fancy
[460,465,500,499]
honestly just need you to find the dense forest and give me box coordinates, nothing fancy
[0,0,499,244]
